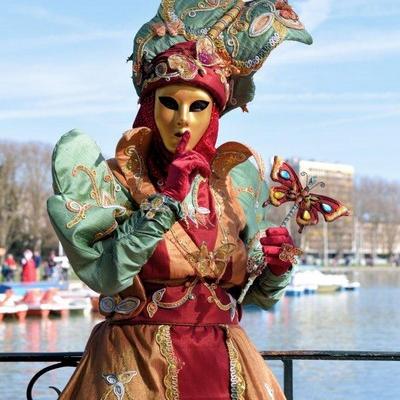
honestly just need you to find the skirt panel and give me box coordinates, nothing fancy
[59,322,285,400]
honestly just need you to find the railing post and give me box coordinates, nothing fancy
[283,359,293,400]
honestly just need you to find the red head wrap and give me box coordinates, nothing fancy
[139,40,230,112]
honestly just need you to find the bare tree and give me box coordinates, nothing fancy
[355,177,400,263]
[0,141,58,260]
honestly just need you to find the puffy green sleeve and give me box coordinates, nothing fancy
[47,130,181,295]
[229,160,292,309]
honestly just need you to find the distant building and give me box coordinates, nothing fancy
[284,158,355,258]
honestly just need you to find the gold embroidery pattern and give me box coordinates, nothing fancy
[236,186,257,198]
[181,0,231,20]
[94,221,119,242]
[207,3,244,40]
[225,327,246,400]
[156,325,180,400]
[212,151,247,178]
[147,279,198,318]
[212,18,288,75]
[226,15,248,58]
[162,0,181,24]
[133,32,156,84]
[186,242,236,279]
[101,370,137,400]
[65,201,92,229]
[66,164,126,230]
[123,145,144,185]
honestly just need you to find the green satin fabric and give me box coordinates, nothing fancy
[47,130,179,295]
[230,160,292,309]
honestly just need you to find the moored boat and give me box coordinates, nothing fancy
[0,289,28,322]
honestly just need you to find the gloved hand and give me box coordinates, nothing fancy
[161,131,211,202]
[260,227,294,276]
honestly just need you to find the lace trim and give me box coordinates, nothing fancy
[155,325,180,400]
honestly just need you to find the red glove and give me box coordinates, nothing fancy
[161,132,211,202]
[260,227,294,276]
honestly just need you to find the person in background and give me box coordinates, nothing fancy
[44,250,57,280]
[2,254,17,282]
[21,249,37,282]
[33,250,42,281]
[33,250,42,269]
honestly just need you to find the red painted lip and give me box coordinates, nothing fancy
[174,132,185,137]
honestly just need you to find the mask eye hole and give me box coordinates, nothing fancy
[190,100,210,112]
[159,96,179,110]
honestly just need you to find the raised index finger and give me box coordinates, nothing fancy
[175,131,191,156]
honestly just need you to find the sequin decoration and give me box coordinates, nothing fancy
[225,327,246,400]
[155,325,180,400]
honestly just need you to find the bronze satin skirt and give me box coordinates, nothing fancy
[59,321,285,400]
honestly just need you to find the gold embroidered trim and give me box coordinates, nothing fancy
[225,327,246,400]
[162,0,180,24]
[123,145,145,189]
[205,283,235,312]
[94,221,119,242]
[181,0,231,20]
[133,32,155,83]
[156,325,180,400]
[65,164,126,232]
[147,279,198,318]
[66,201,92,228]
[272,19,288,45]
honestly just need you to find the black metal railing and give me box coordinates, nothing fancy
[1,351,400,399]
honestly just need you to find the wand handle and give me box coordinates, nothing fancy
[280,204,299,228]
[238,274,257,304]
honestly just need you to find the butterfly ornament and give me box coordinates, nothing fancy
[238,156,349,304]
[266,156,350,233]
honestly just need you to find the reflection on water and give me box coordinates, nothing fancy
[242,288,400,400]
[1,288,400,399]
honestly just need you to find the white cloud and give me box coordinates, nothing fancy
[302,107,400,130]
[331,1,400,19]
[0,61,132,99]
[265,29,400,67]
[297,0,332,31]
[0,104,134,120]
[256,92,400,103]
[11,5,88,30]
[0,30,130,51]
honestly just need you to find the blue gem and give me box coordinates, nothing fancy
[280,170,290,180]
[322,203,333,213]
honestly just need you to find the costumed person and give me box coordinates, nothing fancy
[47,1,312,399]
[21,249,37,283]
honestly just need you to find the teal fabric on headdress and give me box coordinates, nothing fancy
[129,0,312,114]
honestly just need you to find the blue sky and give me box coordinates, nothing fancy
[1,1,399,181]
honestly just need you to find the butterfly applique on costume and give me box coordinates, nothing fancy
[186,242,236,279]
[264,156,350,233]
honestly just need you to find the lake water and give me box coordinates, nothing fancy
[1,284,399,399]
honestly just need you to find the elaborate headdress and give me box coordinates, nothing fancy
[128,0,312,114]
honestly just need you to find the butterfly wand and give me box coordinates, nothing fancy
[238,156,349,304]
